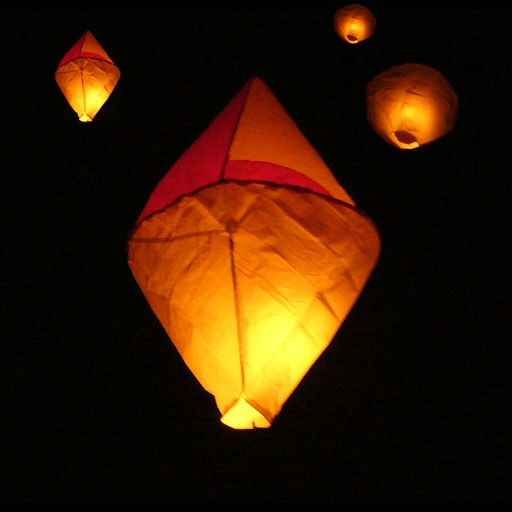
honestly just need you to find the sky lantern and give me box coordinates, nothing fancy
[55,31,120,122]
[128,77,380,429]
[334,4,376,45]
[367,63,458,150]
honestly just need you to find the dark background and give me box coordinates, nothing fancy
[4,7,509,503]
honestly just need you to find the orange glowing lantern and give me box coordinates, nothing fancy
[334,4,376,44]
[128,77,380,429]
[367,63,458,150]
[55,31,120,122]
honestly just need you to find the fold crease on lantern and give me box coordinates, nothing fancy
[55,31,120,122]
[129,77,380,429]
[334,4,376,45]
[367,63,458,149]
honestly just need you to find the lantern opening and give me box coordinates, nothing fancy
[79,113,92,122]
[347,33,358,42]
[394,130,419,148]
[221,396,271,430]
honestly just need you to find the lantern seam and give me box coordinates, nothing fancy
[134,177,358,229]
[228,230,246,392]
[244,398,273,426]
[60,55,115,67]
[220,79,253,180]
[225,160,333,197]
[130,229,225,244]
[80,68,87,120]
[129,180,380,248]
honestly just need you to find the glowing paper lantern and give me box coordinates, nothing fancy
[334,4,376,44]
[128,77,380,429]
[367,64,458,150]
[55,31,120,122]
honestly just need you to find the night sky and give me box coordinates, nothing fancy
[5,7,509,503]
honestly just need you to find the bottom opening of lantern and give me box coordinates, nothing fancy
[79,113,92,122]
[347,34,358,43]
[394,130,419,149]
[220,396,272,430]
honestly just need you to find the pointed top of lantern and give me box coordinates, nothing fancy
[58,31,114,67]
[137,76,355,225]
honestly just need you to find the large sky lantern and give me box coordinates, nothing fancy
[128,77,380,430]
[367,63,458,150]
[334,4,376,45]
[55,31,120,122]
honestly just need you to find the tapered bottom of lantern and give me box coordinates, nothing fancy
[79,114,92,122]
[220,396,272,430]
[394,130,419,149]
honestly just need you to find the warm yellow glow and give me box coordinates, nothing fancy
[56,59,120,122]
[334,5,376,45]
[347,21,362,43]
[367,64,458,150]
[129,183,380,429]
[56,52,120,122]
[402,104,414,121]
[221,396,271,429]
[129,77,381,430]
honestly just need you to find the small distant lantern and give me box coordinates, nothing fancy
[367,64,458,150]
[55,31,120,122]
[334,4,376,45]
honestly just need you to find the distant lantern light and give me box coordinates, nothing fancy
[55,31,120,122]
[334,4,376,45]
[367,63,458,150]
[128,77,380,430]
